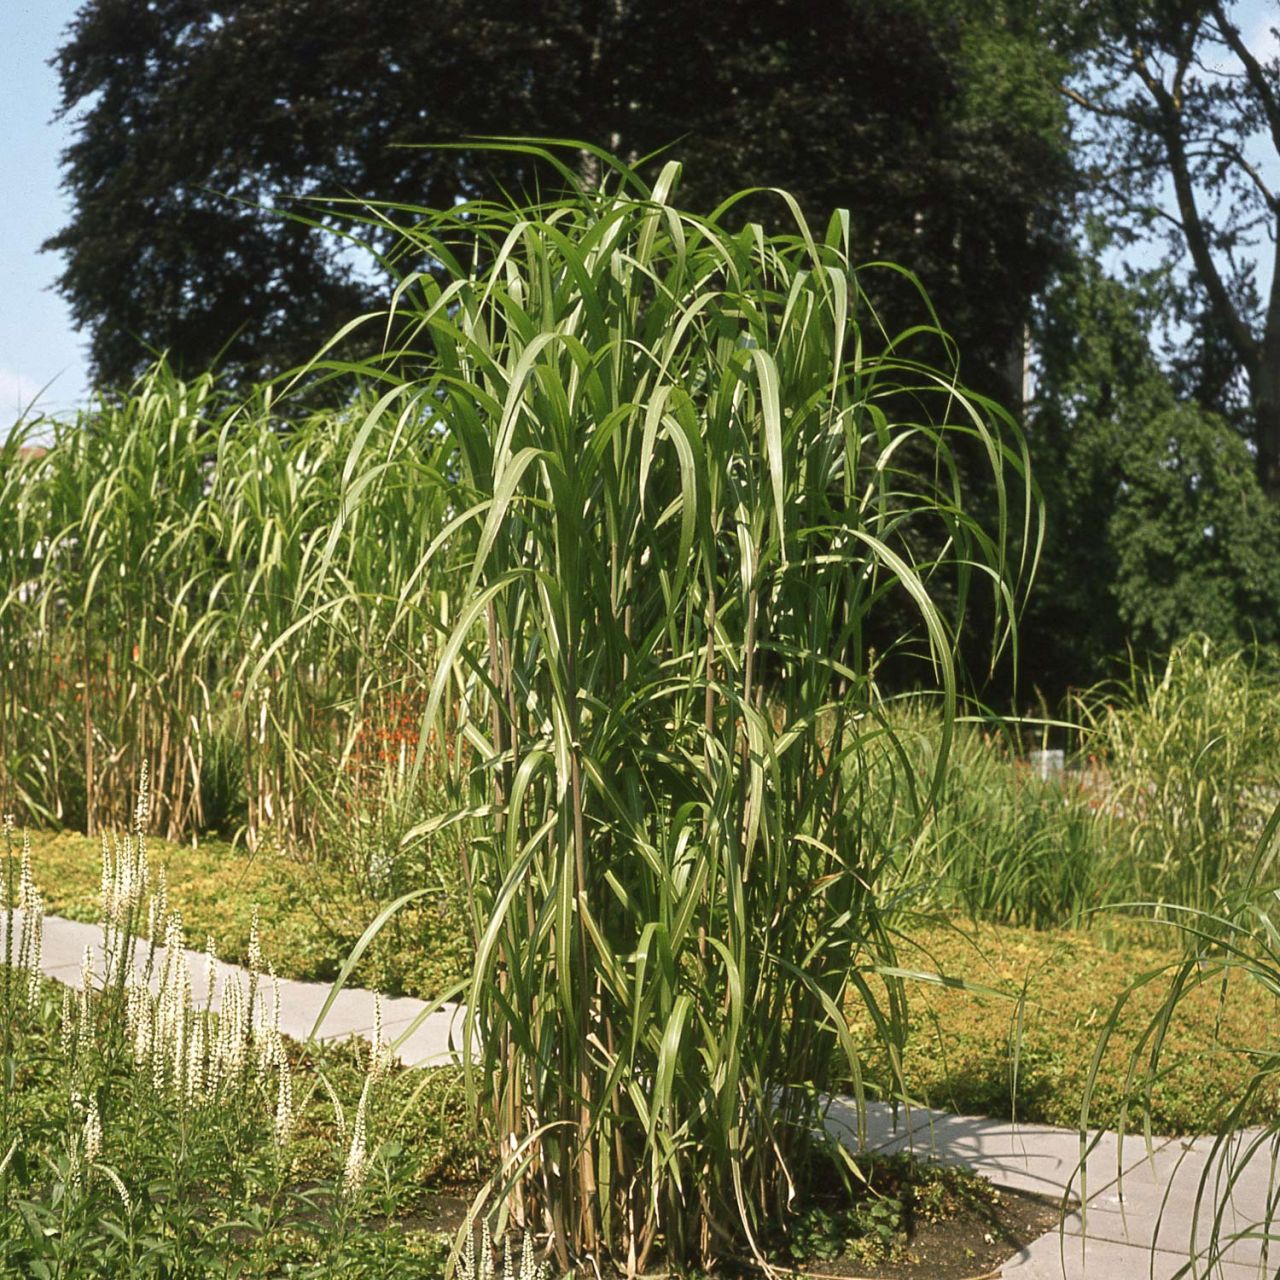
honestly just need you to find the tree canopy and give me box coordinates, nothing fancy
[47,0,1073,399]
[1021,231,1280,700]
[1064,0,1280,496]
[45,0,1280,699]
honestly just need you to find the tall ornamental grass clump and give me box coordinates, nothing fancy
[879,707,1105,929]
[330,146,1034,1271]
[0,366,456,872]
[0,369,222,835]
[1077,636,1280,914]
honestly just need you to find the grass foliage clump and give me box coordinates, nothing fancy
[1077,635,1280,913]
[871,637,1280,931]
[319,144,1032,1271]
[0,361,458,871]
[879,707,1105,929]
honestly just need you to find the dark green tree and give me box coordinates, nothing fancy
[1109,402,1280,648]
[47,0,1074,396]
[1064,0,1280,496]
[1022,236,1280,699]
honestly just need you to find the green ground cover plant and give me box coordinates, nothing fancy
[853,918,1280,1134]
[17,829,470,1000]
[22,829,1279,1137]
[0,814,483,1279]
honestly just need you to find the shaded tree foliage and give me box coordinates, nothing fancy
[48,0,1073,399]
[1021,236,1280,701]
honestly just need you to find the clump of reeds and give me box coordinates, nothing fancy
[1077,635,1280,913]
[321,144,1033,1272]
[0,361,456,861]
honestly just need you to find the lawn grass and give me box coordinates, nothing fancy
[24,828,471,1000]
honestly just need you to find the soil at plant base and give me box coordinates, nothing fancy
[396,1190,473,1234]
[418,1169,1063,1279]
[804,1184,1064,1279]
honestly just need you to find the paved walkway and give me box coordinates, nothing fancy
[12,912,1280,1278]
[4,908,466,1066]
[838,1100,1277,1278]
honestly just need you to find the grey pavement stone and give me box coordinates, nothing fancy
[8,910,463,1069]
[838,1099,1177,1204]
[1002,1231,1273,1279]
[1062,1132,1280,1271]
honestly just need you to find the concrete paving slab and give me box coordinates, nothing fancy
[1002,1231,1271,1279]
[1063,1132,1280,1270]
[835,1096,1177,1204]
[823,1096,936,1152]
[12,910,464,1068]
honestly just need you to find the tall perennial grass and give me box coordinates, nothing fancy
[0,366,456,873]
[320,145,1034,1271]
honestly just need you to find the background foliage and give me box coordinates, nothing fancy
[46,0,1072,415]
[39,0,1280,700]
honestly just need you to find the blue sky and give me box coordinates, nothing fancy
[2,2,1278,430]
[1,1,84,423]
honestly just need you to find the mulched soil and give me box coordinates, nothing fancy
[397,1175,1066,1279]
[793,1182,1065,1279]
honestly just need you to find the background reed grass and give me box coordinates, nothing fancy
[0,365,456,878]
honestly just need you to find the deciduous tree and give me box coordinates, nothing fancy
[47,0,1073,399]
[1064,0,1280,496]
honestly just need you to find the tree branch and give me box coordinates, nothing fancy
[1131,42,1260,372]
[1057,82,1142,123]
[1185,139,1280,211]
[1211,1,1280,156]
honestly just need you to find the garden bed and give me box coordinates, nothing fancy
[22,827,1280,1138]
[851,916,1280,1134]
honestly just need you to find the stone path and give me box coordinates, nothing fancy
[5,909,466,1066]
[837,1099,1278,1278]
[14,912,1280,1277]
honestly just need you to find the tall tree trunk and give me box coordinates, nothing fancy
[1254,376,1280,500]
[1258,273,1280,500]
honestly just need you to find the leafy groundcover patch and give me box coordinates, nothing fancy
[853,917,1280,1134]
[30,828,1280,1138]
[771,1154,1060,1279]
[22,828,471,999]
